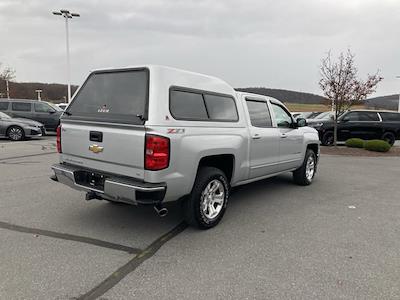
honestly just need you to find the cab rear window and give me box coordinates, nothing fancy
[65,69,149,124]
[170,89,238,122]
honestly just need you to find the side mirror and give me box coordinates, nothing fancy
[49,110,56,114]
[296,118,307,127]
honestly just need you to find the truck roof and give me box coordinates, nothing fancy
[90,65,235,96]
[235,91,285,107]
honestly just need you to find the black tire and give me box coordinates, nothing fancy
[382,132,395,146]
[293,149,317,186]
[321,131,334,146]
[7,126,25,141]
[183,167,229,229]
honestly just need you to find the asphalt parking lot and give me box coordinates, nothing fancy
[0,137,399,299]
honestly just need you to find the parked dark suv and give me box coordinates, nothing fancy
[0,99,63,132]
[311,110,400,146]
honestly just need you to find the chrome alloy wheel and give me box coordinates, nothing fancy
[305,155,315,180]
[9,127,23,141]
[200,179,225,220]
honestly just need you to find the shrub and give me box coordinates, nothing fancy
[345,138,365,148]
[364,140,391,152]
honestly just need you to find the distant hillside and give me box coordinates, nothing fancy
[365,94,399,110]
[0,79,78,103]
[236,87,327,104]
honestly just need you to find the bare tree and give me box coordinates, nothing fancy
[0,63,16,99]
[319,50,382,146]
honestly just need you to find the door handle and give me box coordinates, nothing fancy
[281,133,288,138]
[252,134,261,140]
[90,131,103,142]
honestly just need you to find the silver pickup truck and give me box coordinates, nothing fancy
[51,65,320,229]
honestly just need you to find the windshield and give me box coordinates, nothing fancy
[65,69,149,124]
[48,102,63,111]
[315,112,332,119]
[0,111,11,119]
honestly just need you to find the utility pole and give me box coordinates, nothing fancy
[6,80,10,99]
[397,76,400,112]
[35,89,42,101]
[52,9,80,103]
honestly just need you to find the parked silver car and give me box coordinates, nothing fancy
[0,111,44,141]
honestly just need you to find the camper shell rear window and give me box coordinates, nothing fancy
[64,68,149,125]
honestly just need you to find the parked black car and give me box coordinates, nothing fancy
[0,99,63,132]
[310,110,400,146]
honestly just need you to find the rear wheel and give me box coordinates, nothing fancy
[183,167,229,229]
[382,132,395,146]
[293,149,317,186]
[321,131,334,146]
[7,126,25,141]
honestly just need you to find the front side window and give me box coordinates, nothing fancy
[12,102,31,112]
[246,100,272,127]
[271,103,293,128]
[34,102,55,113]
[0,102,9,110]
[343,111,379,121]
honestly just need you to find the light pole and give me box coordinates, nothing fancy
[52,9,80,103]
[397,76,400,112]
[35,89,42,101]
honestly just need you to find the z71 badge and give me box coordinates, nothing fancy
[167,128,185,134]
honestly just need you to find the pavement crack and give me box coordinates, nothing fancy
[0,221,141,254]
[77,221,188,300]
[0,151,57,162]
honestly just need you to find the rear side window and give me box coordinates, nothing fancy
[170,90,208,120]
[12,102,31,112]
[65,69,149,124]
[246,100,272,127]
[0,102,9,110]
[170,89,238,122]
[203,95,238,121]
[380,112,400,121]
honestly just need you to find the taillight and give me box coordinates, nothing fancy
[145,134,170,170]
[56,125,62,153]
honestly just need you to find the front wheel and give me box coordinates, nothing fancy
[382,132,395,146]
[183,167,229,229]
[293,149,317,186]
[321,131,334,146]
[7,126,25,141]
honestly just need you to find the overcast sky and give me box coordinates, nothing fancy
[1,0,399,96]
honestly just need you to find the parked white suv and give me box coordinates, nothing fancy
[51,65,320,229]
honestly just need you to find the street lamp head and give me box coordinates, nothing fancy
[53,9,80,19]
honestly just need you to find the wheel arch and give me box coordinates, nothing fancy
[196,154,235,184]
[6,124,25,136]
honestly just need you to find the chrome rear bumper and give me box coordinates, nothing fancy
[51,164,166,205]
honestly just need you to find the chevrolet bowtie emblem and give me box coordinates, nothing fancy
[89,144,104,153]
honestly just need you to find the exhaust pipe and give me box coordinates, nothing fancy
[154,205,168,217]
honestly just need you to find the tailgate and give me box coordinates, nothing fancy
[60,122,145,179]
